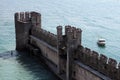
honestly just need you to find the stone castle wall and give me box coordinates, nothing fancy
[31,26,57,48]
[15,12,120,80]
[76,45,120,80]
[74,63,102,80]
[30,35,58,66]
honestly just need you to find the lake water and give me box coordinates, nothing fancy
[0,51,59,80]
[0,0,120,79]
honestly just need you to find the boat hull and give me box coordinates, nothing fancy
[97,42,105,46]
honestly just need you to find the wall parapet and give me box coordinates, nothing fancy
[31,26,57,48]
[76,45,120,80]
[15,12,41,27]
[74,60,112,80]
[15,12,31,22]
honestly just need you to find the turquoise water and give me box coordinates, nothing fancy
[0,51,59,80]
[0,0,120,79]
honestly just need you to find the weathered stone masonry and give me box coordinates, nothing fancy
[15,12,120,80]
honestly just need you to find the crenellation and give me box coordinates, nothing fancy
[98,54,108,76]
[31,27,57,48]
[14,12,41,24]
[91,51,99,59]
[25,12,30,22]
[76,28,82,32]
[31,11,41,27]
[57,26,63,41]
[65,25,71,36]
[20,12,25,21]
[84,47,91,53]
[108,58,117,67]
[99,54,108,63]
[65,25,73,40]
[71,27,75,38]
[77,46,85,63]
[76,28,82,45]
[90,51,99,70]
[67,29,73,43]
[15,12,120,80]
[77,45,120,79]
[67,25,72,31]
[70,27,75,39]
[15,13,19,21]
[15,12,32,23]
[107,58,118,79]
[77,46,120,80]
[84,48,93,66]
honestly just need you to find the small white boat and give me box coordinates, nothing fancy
[97,39,106,46]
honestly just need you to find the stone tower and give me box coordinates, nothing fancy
[15,12,41,51]
[65,26,82,80]
[57,26,64,74]
[57,25,82,80]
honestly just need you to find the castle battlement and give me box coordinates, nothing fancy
[15,12,31,22]
[14,11,120,80]
[77,45,119,79]
[31,26,57,48]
